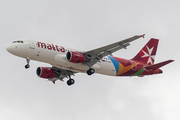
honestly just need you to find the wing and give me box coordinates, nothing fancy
[85,34,145,67]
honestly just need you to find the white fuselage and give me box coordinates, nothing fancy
[6,40,117,76]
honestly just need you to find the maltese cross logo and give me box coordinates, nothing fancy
[141,46,155,65]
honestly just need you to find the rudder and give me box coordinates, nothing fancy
[131,38,159,65]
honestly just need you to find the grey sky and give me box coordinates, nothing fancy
[0,0,179,120]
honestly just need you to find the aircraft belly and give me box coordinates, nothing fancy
[54,54,116,75]
[96,62,116,76]
[53,63,103,74]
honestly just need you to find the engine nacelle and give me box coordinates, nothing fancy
[66,51,86,63]
[36,67,55,79]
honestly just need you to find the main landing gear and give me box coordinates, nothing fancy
[66,68,94,86]
[25,57,30,69]
[66,63,95,85]
[63,63,96,86]
[85,63,95,76]
[67,79,75,86]
[87,68,95,75]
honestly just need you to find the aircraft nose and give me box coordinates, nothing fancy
[6,44,12,53]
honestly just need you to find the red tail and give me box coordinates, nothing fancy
[131,38,159,65]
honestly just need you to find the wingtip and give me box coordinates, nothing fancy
[169,60,175,62]
[141,34,145,38]
[52,81,56,84]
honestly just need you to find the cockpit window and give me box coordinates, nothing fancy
[13,41,24,43]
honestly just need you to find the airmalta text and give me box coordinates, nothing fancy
[37,42,65,52]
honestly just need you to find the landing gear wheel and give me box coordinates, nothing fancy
[25,64,30,69]
[87,68,95,75]
[67,79,75,86]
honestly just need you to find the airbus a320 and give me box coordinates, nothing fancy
[6,34,174,86]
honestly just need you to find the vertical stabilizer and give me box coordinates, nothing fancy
[131,38,159,65]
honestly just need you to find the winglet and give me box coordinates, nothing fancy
[141,34,145,38]
[52,81,56,84]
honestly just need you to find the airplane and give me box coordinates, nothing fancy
[6,34,174,86]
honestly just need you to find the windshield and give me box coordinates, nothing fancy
[13,41,23,43]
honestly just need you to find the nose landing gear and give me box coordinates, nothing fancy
[25,64,30,69]
[25,57,30,69]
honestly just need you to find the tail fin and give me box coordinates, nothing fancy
[131,38,159,65]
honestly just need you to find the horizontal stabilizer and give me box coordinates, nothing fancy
[144,60,174,70]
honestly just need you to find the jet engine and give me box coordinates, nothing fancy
[66,51,86,63]
[36,67,57,79]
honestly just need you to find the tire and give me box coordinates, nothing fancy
[67,79,75,86]
[87,68,95,75]
[25,64,30,69]
[90,68,95,74]
[87,69,92,75]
